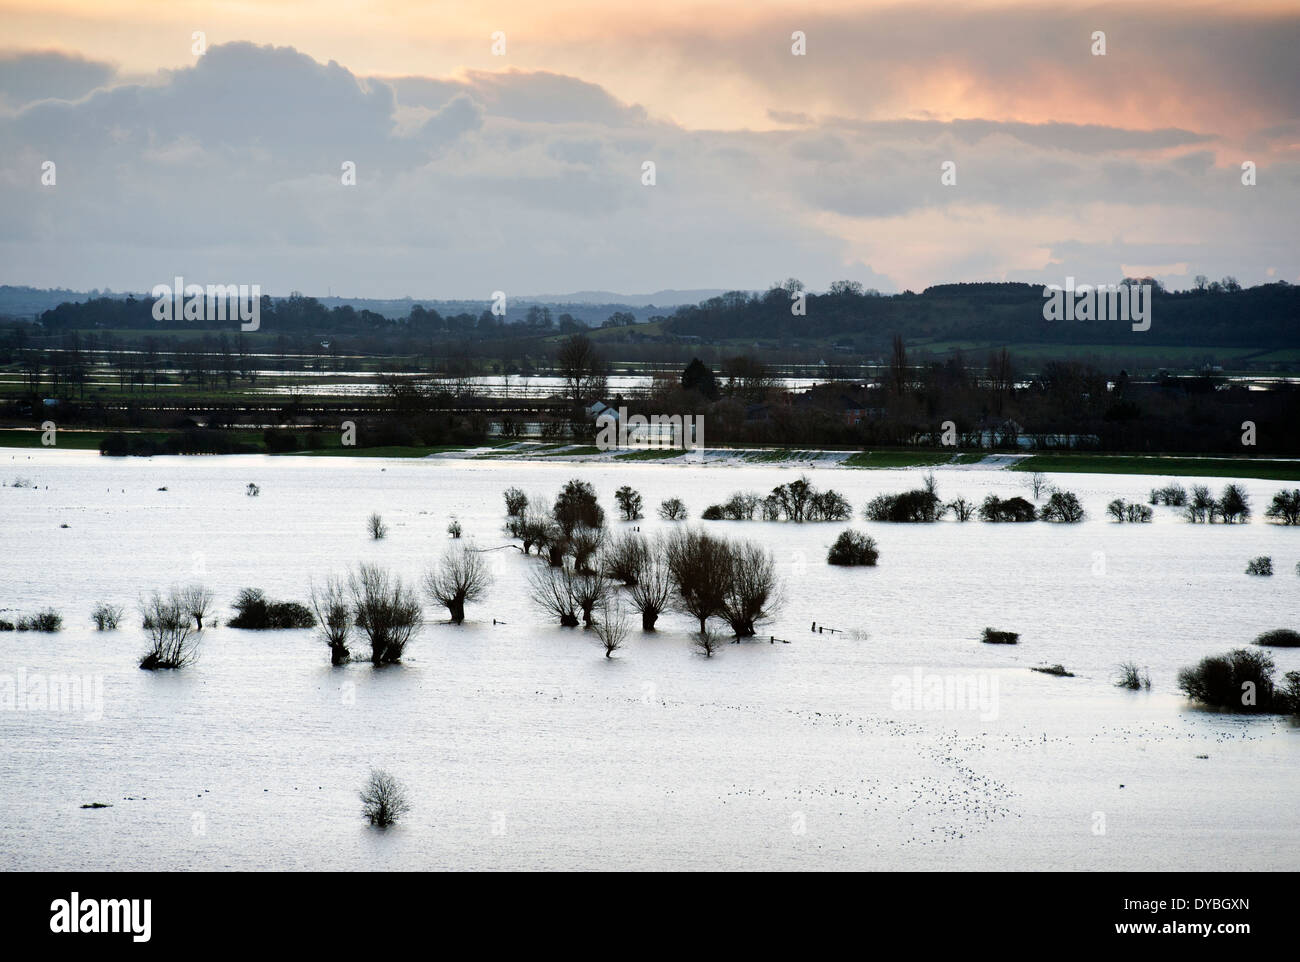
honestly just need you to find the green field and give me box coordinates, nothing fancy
[1012,453,1300,481]
[842,450,963,469]
[0,428,487,459]
[614,448,683,461]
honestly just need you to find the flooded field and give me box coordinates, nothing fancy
[1,450,1297,870]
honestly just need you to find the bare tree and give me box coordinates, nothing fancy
[947,497,975,522]
[424,545,491,624]
[540,519,568,566]
[627,537,672,631]
[503,486,529,517]
[1027,472,1048,500]
[138,588,203,669]
[178,584,215,630]
[693,627,722,658]
[593,600,631,658]
[367,512,388,540]
[360,768,410,827]
[554,334,608,407]
[91,602,123,630]
[720,540,781,638]
[349,564,421,664]
[572,572,611,628]
[506,506,550,555]
[310,575,353,665]
[614,485,643,521]
[664,528,731,634]
[602,530,648,585]
[567,524,604,574]
[889,333,908,396]
[658,497,688,521]
[529,563,581,627]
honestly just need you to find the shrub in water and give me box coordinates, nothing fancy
[1255,629,1300,648]
[1245,556,1273,576]
[503,487,529,517]
[1217,484,1251,524]
[91,603,123,631]
[17,609,62,632]
[947,497,975,522]
[1116,661,1152,690]
[1264,489,1300,525]
[1149,483,1187,507]
[1107,498,1153,522]
[981,627,1019,644]
[228,588,316,629]
[1184,484,1215,523]
[614,485,644,521]
[658,497,688,521]
[827,530,880,566]
[1038,490,1085,523]
[1176,648,1284,713]
[978,495,1036,523]
[139,589,202,669]
[864,489,943,523]
[360,769,410,827]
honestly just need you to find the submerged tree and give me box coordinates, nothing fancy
[658,497,688,521]
[424,545,492,624]
[310,575,354,665]
[827,529,879,566]
[503,487,529,518]
[360,768,411,827]
[1217,484,1251,524]
[720,540,781,638]
[664,528,732,634]
[614,485,644,521]
[571,572,611,628]
[529,564,581,627]
[602,530,649,586]
[593,599,631,658]
[349,564,421,664]
[693,627,723,658]
[627,538,672,631]
[138,588,203,669]
[1264,489,1300,525]
[567,524,605,574]
[1038,490,1085,523]
[553,478,605,535]
[179,584,215,630]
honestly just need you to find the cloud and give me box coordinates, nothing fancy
[0,38,1295,297]
[0,49,116,111]
[388,69,648,127]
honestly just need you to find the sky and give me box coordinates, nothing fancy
[1,0,1297,298]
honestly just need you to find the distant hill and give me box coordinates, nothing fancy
[0,285,717,327]
[520,289,735,307]
[662,282,1300,351]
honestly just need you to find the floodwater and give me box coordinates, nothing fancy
[1,449,1297,870]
